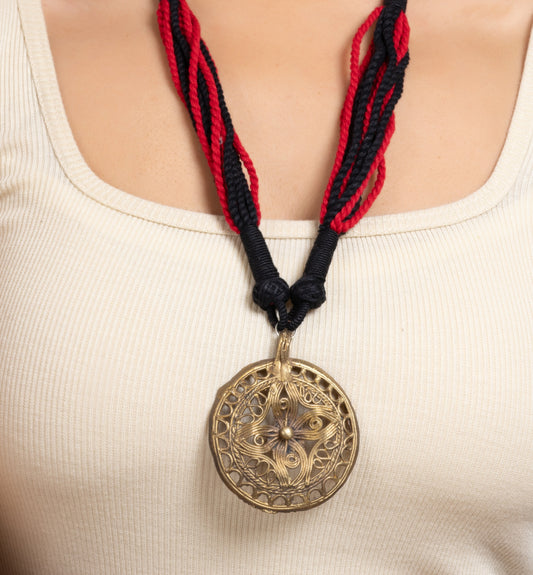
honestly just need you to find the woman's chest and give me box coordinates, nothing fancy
[42,0,532,220]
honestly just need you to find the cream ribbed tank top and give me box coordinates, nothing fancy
[1,0,533,573]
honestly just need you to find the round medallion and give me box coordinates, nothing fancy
[209,331,359,513]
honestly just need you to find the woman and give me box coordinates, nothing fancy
[1,0,532,572]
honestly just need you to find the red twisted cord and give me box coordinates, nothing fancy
[158,0,409,235]
[324,9,409,234]
[158,0,254,232]
[320,6,383,224]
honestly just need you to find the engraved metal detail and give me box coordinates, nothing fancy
[209,331,359,513]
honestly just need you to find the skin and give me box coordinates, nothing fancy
[42,0,532,220]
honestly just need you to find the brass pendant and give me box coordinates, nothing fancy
[209,331,359,513]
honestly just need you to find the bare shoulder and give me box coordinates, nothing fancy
[41,0,155,28]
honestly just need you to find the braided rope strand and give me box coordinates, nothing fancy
[158,0,410,331]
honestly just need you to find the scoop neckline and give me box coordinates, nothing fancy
[17,0,533,238]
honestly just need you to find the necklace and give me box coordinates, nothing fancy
[158,0,410,512]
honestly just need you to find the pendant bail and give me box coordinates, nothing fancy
[273,330,293,382]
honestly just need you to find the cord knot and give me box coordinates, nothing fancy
[252,277,290,328]
[290,275,326,310]
[253,277,290,309]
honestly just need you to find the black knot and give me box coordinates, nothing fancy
[252,277,290,311]
[290,275,326,310]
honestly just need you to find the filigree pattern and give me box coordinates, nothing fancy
[209,334,359,513]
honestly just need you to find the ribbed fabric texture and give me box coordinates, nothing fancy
[1,0,532,573]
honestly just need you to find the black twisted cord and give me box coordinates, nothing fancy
[239,225,290,329]
[166,0,409,332]
[199,42,259,230]
[322,0,409,227]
